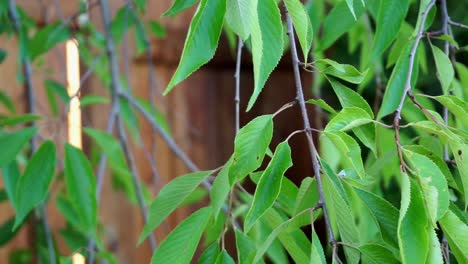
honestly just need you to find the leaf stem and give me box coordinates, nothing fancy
[284,7,338,259]
[393,0,436,172]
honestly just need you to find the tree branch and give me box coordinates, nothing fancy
[284,7,338,259]
[393,0,436,172]
[234,37,243,133]
[8,1,56,263]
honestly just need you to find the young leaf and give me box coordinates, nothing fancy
[1,162,20,209]
[398,173,430,264]
[439,209,468,263]
[79,95,109,107]
[235,228,256,263]
[0,114,40,127]
[229,115,273,182]
[306,98,336,114]
[353,187,399,246]
[317,59,368,84]
[14,141,56,229]
[323,132,365,178]
[150,207,211,264]
[310,229,326,264]
[83,128,128,170]
[224,0,253,41]
[0,127,37,167]
[328,78,372,116]
[29,22,69,60]
[284,0,313,61]
[369,0,410,63]
[247,0,283,110]
[325,107,372,132]
[244,142,293,231]
[316,0,365,51]
[431,45,454,94]
[434,95,468,126]
[139,170,213,244]
[163,0,198,17]
[378,41,414,119]
[164,0,226,94]
[214,250,235,264]
[64,144,98,233]
[359,243,399,264]
[210,157,233,220]
[403,148,449,224]
[198,243,220,264]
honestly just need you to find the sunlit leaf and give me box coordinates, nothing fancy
[439,209,468,263]
[163,0,198,17]
[431,44,454,94]
[284,0,313,61]
[224,0,253,41]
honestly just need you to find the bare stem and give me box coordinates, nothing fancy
[8,1,56,263]
[285,7,338,259]
[448,19,468,29]
[393,0,436,172]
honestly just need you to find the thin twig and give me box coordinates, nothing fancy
[284,7,339,261]
[8,1,56,263]
[393,0,436,172]
[272,100,297,118]
[448,19,468,29]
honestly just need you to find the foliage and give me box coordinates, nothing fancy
[0,0,467,263]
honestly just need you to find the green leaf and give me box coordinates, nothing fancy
[439,209,468,263]
[0,127,37,167]
[431,45,454,94]
[64,144,97,233]
[317,59,368,84]
[163,0,198,17]
[0,90,16,113]
[328,77,373,116]
[293,177,319,216]
[0,49,6,63]
[434,95,468,126]
[247,0,283,110]
[322,163,360,264]
[398,173,430,264]
[306,98,336,114]
[235,228,256,264]
[353,187,399,246]
[448,141,468,210]
[316,0,365,51]
[284,0,313,61]
[427,227,443,264]
[0,114,40,127]
[110,6,133,43]
[325,107,372,132]
[29,22,69,60]
[215,250,235,264]
[229,115,273,182]
[378,41,414,119]
[150,207,211,264]
[359,243,399,264]
[323,132,365,178]
[210,157,233,220]
[403,148,449,225]
[134,0,146,12]
[198,243,219,264]
[369,0,410,63]
[139,170,213,244]
[14,141,56,229]
[1,162,20,210]
[224,0,253,41]
[83,128,127,170]
[79,95,109,107]
[56,195,83,233]
[344,0,356,19]
[310,229,326,264]
[149,21,167,38]
[0,217,19,246]
[164,0,226,94]
[245,142,293,231]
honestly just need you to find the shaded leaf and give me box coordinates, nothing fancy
[0,114,40,127]
[323,132,365,178]
[29,22,69,60]
[434,95,468,126]
[210,157,233,220]
[325,107,372,132]
[245,142,293,231]
[0,127,37,167]
[198,243,219,264]
[215,250,235,264]
[149,21,167,38]
[224,0,253,41]
[14,141,56,229]
[284,0,313,61]
[359,243,398,264]
[431,45,454,94]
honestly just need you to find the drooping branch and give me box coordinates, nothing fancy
[393,0,436,172]
[284,7,338,261]
[8,1,56,263]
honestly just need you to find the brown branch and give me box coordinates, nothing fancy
[284,7,338,261]
[393,0,436,172]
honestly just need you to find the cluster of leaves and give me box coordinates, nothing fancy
[0,0,467,263]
